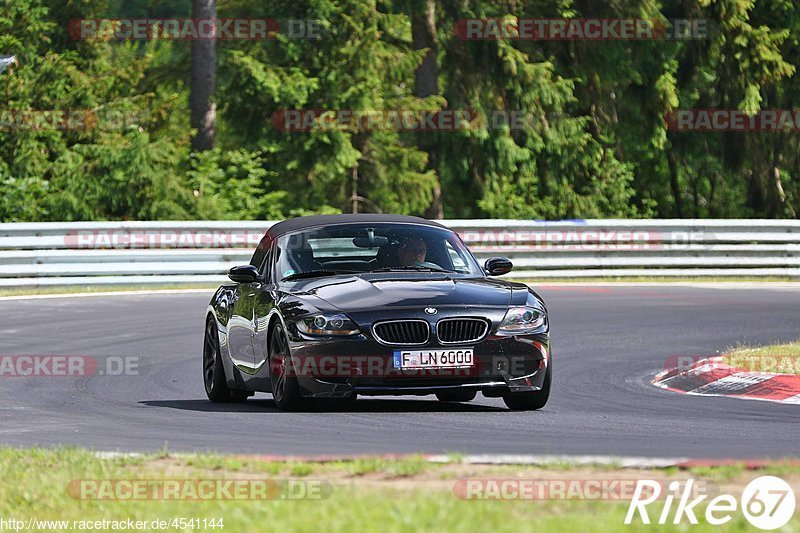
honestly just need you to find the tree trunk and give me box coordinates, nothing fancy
[767,141,796,218]
[351,167,359,214]
[411,0,443,219]
[412,0,438,98]
[666,138,684,217]
[190,0,216,152]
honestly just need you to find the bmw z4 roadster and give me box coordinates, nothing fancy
[203,214,551,411]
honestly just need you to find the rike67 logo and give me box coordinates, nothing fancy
[626,476,795,529]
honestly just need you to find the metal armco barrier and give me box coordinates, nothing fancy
[1,219,799,286]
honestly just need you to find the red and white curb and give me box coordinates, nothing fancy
[653,356,800,404]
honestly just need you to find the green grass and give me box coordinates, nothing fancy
[683,462,800,482]
[725,339,800,375]
[181,454,435,478]
[333,455,433,477]
[1,448,798,532]
[729,339,800,358]
[520,276,799,284]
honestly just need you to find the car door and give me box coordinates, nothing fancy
[227,282,259,372]
[227,236,272,373]
[251,245,277,376]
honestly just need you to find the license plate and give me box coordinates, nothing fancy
[393,348,474,369]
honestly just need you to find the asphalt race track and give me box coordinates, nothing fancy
[1,285,798,458]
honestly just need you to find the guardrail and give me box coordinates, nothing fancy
[1,219,798,286]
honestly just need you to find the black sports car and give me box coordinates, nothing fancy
[203,214,551,411]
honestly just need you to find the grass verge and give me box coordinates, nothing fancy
[725,339,800,375]
[2,448,799,532]
[521,276,799,284]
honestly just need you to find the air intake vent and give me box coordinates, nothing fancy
[437,318,489,344]
[373,320,429,345]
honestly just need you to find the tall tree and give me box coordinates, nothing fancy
[190,0,216,151]
[410,0,444,219]
[432,0,640,220]
[218,0,438,216]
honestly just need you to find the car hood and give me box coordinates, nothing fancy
[288,276,515,312]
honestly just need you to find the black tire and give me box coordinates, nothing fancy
[502,361,552,411]
[435,390,477,402]
[203,318,250,403]
[269,322,306,411]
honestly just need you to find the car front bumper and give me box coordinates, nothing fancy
[284,333,550,398]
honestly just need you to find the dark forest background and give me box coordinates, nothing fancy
[1,0,799,222]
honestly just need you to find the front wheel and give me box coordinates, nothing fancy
[269,323,306,411]
[502,361,551,411]
[203,319,250,403]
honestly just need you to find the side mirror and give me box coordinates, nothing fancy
[484,257,513,276]
[228,265,260,284]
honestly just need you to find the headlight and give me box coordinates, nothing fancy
[496,307,545,336]
[296,314,360,337]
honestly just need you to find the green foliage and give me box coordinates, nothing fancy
[187,148,286,220]
[0,0,798,221]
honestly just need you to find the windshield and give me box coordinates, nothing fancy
[273,223,482,280]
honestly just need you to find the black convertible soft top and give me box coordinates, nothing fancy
[266,214,447,238]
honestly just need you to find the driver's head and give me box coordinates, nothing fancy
[398,236,427,266]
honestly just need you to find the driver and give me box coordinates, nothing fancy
[398,237,428,267]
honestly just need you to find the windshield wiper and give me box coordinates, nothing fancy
[281,269,360,281]
[369,266,456,273]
